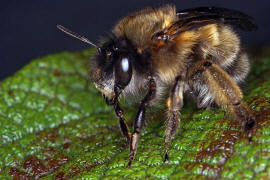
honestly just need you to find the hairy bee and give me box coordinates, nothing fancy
[57,4,257,167]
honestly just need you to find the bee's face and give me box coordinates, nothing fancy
[89,37,134,100]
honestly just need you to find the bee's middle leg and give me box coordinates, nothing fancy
[128,78,156,167]
[165,76,184,162]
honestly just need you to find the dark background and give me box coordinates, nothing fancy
[1,0,270,81]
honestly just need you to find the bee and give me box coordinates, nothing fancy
[57,4,257,167]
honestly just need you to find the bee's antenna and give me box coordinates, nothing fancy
[56,24,97,47]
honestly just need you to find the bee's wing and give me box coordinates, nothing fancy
[177,7,258,31]
[161,7,257,40]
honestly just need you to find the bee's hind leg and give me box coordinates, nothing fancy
[164,76,184,162]
[187,60,255,136]
[128,78,156,167]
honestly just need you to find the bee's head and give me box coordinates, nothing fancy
[56,25,143,101]
[89,36,135,100]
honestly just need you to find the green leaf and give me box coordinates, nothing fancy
[0,48,270,179]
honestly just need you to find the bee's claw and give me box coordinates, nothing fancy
[104,96,114,105]
[164,152,169,163]
[128,158,133,168]
[245,116,256,131]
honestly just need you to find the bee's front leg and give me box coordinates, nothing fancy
[128,78,156,167]
[165,76,184,162]
[113,86,131,146]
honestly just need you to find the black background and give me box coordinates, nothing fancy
[1,0,270,81]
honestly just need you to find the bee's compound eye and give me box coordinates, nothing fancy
[115,56,132,88]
